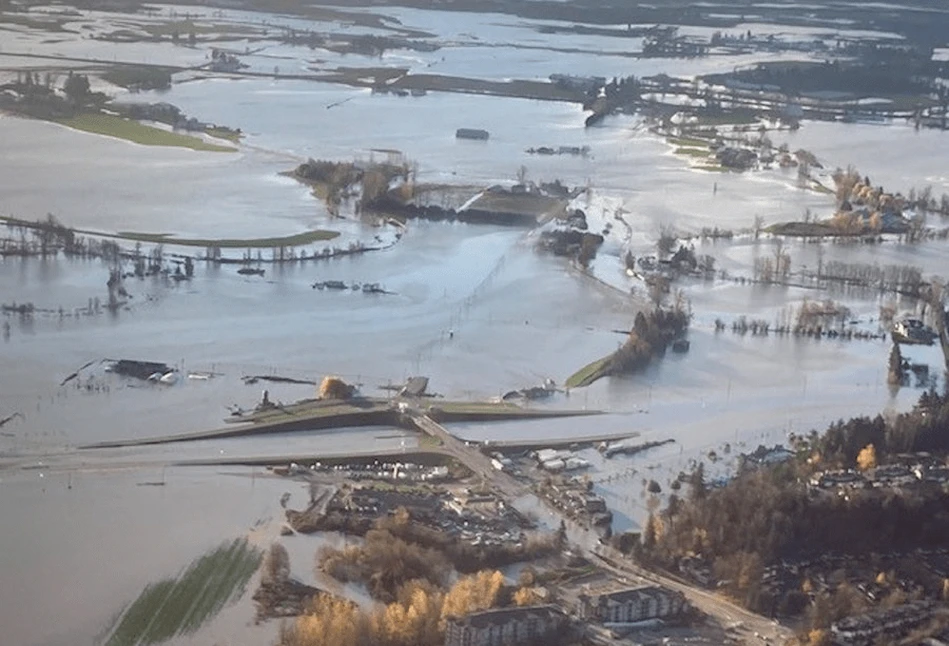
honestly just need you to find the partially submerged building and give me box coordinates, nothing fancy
[444,605,567,646]
[456,128,490,141]
[893,317,936,345]
[579,585,686,625]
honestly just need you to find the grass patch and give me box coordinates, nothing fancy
[56,113,236,152]
[667,136,709,147]
[112,229,340,248]
[0,215,339,249]
[766,221,841,237]
[103,538,261,646]
[205,126,243,143]
[694,164,727,172]
[674,147,711,158]
[419,434,443,449]
[436,401,526,415]
[565,354,613,389]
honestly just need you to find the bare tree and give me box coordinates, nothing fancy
[753,215,764,240]
[657,224,677,255]
[648,275,670,309]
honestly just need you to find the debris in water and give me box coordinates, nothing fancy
[0,412,24,428]
[311,280,394,294]
[108,359,173,381]
[60,359,100,387]
[242,375,316,386]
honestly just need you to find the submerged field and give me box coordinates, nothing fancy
[103,539,261,646]
[1,1,949,645]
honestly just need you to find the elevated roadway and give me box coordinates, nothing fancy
[408,410,793,644]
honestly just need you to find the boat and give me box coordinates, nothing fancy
[237,267,265,276]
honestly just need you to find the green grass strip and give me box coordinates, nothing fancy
[565,354,613,389]
[667,136,709,147]
[674,147,712,158]
[104,538,262,646]
[0,216,339,248]
[112,229,340,247]
[56,113,236,152]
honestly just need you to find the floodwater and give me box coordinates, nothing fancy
[0,466,300,646]
[2,2,949,645]
[774,122,949,196]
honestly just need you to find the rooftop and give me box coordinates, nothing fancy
[447,605,565,630]
[583,585,675,605]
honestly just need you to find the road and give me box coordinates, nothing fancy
[590,547,792,643]
[408,410,793,644]
[408,411,526,499]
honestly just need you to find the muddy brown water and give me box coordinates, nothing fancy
[2,3,949,644]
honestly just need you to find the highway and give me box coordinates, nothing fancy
[407,409,793,644]
[408,411,527,498]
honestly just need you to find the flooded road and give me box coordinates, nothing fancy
[2,1,949,644]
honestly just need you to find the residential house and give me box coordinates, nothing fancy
[831,600,935,646]
[444,605,567,646]
[579,585,686,625]
[893,317,935,344]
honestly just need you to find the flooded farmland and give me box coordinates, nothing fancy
[2,0,948,644]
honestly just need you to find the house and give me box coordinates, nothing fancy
[579,585,686,625]
[893,317,935,344]
[444,605,567,646]
[809,469,866,490]
[743,444,795,468]
[831,600,935,645]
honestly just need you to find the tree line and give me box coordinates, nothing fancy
[279,507,566,646]
[634,388,949,619]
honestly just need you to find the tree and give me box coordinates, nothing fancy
[513,587,540,606]
[263,543,291,585]
[440,570,504,626]
[360,168,391,208]
[887,344,903,386]
[648,275,670,309]
[856,443,877,471]
[689,462,707,500]
[657,224,677,255]
[63,72,90,106]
